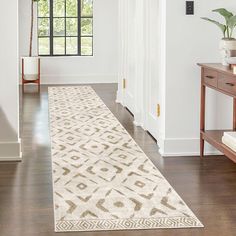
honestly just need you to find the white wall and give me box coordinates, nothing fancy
[0,0,21,160]
[19,0,119,84]
[162,0,236,156]
[117,0,235,156]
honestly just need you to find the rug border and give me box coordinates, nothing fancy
[48,86,204,233]
[55,216,204,232]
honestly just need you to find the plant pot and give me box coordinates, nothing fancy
[21,56,40,80]
[21,56,41,92]
[219,39,236,66]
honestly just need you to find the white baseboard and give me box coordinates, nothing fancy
[0,139,22,161]
[159,137,222,157]
[20,74,118,84]
[116,90,123,104]
[133,120,143,127]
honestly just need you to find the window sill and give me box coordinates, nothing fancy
[39,55,94,59]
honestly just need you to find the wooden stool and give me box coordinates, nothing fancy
[22,57,40,92]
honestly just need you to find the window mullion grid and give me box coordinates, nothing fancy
[39,0,92,56]
[37,6,39,55]
[78,0,81,56]
[64,0,67,55]
[50,0,54,56]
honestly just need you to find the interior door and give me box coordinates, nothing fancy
[144,0,161,141]
[123,0,137,114]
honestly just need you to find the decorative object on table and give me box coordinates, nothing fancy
[222,132,236,152]
[233,64,236,75]
[225,56,236,65]
[201,8,236,66]
[21,0,44,92]
[225,57,236,73]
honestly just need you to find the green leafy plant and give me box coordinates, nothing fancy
[201,8,236,39]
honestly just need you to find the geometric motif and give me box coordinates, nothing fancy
[48,86,203,232]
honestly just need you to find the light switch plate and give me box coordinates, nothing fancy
[186,1,194,15]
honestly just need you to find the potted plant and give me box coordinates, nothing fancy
[22,0,42,91]
[202,8,236,66]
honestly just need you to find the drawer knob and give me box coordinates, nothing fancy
[226,82,235,87]
[206,75,215,79]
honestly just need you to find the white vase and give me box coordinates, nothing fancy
[219,39,236,66]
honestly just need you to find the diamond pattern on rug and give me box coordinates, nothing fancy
[48,86,203,232]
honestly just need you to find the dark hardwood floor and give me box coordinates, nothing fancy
[0,84,236,236]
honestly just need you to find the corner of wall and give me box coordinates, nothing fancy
[0,139,22,161]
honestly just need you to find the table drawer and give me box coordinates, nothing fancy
[203,68,218,87]
[218,74,236,96]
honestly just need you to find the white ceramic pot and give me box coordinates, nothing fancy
[219,39,236,66]
[21,56,40,80]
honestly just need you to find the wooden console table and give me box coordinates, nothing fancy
[198,63,236,163]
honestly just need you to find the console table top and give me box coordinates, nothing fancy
[198,63,236,77]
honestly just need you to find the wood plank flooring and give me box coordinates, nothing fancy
[0,84,236,236]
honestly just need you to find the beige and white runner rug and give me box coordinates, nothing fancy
[48,86,203,232]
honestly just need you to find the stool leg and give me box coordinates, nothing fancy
[233,98,236,131]
[200,71,206,158]
[38,58,41,93]
[38,80,40,93]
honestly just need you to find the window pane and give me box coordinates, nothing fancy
[53,18,65,36]
[38,0,50,17]
[39,38,50,55]
[81,18,92,36]
[66,0,78,17]
[38,0,94,56]
[53,0,65,17]
[66,37,78,54]
[66,18,78,36]
[81,0,93,17]
[81,37,92,56]
[38,18,50,37]
[53,37,65,54]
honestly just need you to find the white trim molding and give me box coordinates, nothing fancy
[20,74,118,85]
[116,90,123,104]
[0,139,22,161]
[159,137,222,157]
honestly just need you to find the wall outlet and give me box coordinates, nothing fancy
[186,1,194,15]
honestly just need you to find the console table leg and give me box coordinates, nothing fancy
[233,98,236,131]
[200,134,204,158]
[200,78,206,158]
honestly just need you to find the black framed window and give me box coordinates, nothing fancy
[38,0,93,56]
